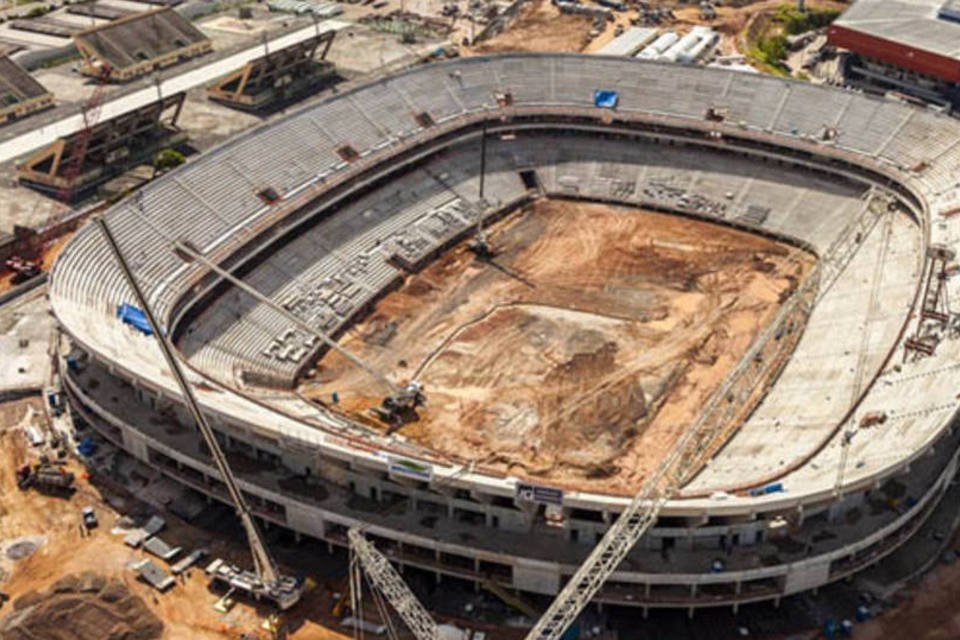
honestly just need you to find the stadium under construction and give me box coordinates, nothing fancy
[47,52,960,627]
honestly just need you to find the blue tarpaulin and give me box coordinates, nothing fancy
[594,89,619,108]
[116,303,154,336]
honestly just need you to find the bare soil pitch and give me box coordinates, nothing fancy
[303,199,814,494]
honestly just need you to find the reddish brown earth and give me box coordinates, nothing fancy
[304,199,813,494]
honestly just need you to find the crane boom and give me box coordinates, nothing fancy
[525,189,891,640]
[59,65,111,201]
[94,216,292,601]
[168,239,400,395]
[348,528,439,640]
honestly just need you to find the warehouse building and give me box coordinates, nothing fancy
[828,0,960,108]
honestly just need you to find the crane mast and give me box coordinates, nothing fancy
[348,528,439,640]
[59,65,111,201]
[94,216,300,608]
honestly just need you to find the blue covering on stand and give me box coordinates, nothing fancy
[116,303,153,336]
[594,90,619,108]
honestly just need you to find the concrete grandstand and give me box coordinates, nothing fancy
[49,53,960,613]
[73,7,212,82]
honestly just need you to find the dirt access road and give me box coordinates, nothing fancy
[305,199,813,495]
[0,397,363,640]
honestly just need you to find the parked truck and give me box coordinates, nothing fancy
[16,462,75,494]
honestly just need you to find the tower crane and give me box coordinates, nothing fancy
[94,216,303,609]
[59,64,112,202]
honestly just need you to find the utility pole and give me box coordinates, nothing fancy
[469,122,493,258]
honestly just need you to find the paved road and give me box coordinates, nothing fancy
[0,17,350,165]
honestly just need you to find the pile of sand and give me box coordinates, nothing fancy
[0,571,163,640]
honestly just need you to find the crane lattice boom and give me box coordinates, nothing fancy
[348,529,439,640]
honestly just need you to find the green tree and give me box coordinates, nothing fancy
[153,149,185,174]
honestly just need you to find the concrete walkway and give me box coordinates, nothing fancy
[0,18,350,165]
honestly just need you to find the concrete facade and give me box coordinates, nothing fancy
[48,54,960,608]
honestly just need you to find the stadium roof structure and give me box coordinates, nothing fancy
[829,0,960,82]
[0,55,53,125]
[73,7,212,82]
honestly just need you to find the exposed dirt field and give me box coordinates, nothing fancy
[0,398,348,640]
[0,571,163,640]
[0,397,521,639]
[304,200,814,494]
[468,0,592,54]
[856,564,960,639]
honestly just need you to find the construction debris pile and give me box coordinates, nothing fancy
[0,572,164,640]
[267,0,343,17]
[360,11,453,40]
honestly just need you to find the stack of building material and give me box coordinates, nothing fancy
[595,27,658,57]
[132,559,175,591]
[143,536,182,561]
[267,0,343,17]
[122,515,166,548]
[171,548,208,575]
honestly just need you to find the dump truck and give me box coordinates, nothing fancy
[16,462,75,494]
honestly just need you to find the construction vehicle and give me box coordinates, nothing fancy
[4,256,40,284]
[375,380,426,425]
[82,506,98,529]
[16,461,75,494]
[95,216,304,611]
